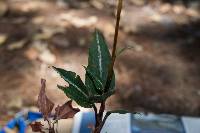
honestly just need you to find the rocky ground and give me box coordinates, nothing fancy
[0,0,200,126]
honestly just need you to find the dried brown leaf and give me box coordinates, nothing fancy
[30,122,45,133]
[38,79,54,120]
[55,100,80,120]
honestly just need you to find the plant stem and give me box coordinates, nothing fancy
[98,102,105,120]
[104,0,123,92]
[93,0,124,133]
[98,112,112,131]
[93,105,99,127]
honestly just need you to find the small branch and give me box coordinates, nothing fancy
[96,112,112,132]
[104,0,123,92]
[93,105,99,127]
[98,102,105,120]
[112,0,123,61]
[101,112,111,127]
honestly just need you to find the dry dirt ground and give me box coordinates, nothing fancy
[0,0,200,125]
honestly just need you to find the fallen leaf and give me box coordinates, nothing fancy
[30,122,45,133]
[38,79,54,120]
[54,100,80,120]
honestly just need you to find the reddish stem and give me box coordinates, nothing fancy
[93,0,123,133]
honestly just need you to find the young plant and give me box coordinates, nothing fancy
[53,0,125,132]
[31,0,126,132]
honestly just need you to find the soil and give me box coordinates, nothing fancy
[0,0,200,125]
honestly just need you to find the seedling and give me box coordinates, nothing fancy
[31,0,127,133]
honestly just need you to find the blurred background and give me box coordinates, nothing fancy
[0,0,199,127]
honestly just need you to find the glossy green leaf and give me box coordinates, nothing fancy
[53,67,92,108]
[84,66,103,95]
[86,29,115,94]
[58,85,92,108]
[53,67,89,95]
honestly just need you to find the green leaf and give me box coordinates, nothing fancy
[83,66,103,95]
[53,67,89,95]
[53,67,92,108]
[58,85,92,108]
[86,29,115,94]
[89,90,115,103]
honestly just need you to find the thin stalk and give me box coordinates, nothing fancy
[93,0,124,133]
[104,0,123,92]
[98,102,105,120]
[93,105,99,127]
[98,112,112,131]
